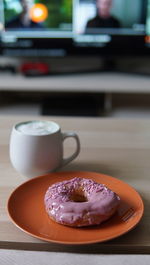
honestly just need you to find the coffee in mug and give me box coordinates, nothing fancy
[16,120,59,135]
[10,120,80,178]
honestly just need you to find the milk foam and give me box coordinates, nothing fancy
[16,121,59,135]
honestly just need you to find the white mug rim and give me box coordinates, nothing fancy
[14,120,60,136]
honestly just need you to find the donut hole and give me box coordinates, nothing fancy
[70,190,88,202]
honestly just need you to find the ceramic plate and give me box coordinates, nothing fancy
[7,171,144,245]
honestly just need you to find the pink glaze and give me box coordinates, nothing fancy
[44,177,120,226]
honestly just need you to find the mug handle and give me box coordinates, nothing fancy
[61,131,80,167]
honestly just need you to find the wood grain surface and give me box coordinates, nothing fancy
[0,116,150,253]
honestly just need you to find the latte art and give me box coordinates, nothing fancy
[16,121,59,135]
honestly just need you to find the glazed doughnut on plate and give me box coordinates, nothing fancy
[44,177,120,227]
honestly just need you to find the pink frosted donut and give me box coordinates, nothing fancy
[44,177,120,227]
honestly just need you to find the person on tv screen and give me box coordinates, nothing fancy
[86,0,121,29]
[5,0,44,29]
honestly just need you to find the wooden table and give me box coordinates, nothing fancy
[0,115,150,254]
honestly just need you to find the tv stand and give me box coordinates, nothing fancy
[0,71,150,92]
[0,71,150,115]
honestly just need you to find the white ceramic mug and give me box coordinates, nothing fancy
[9,120,80,178]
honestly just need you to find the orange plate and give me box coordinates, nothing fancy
[7,171,144,245]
